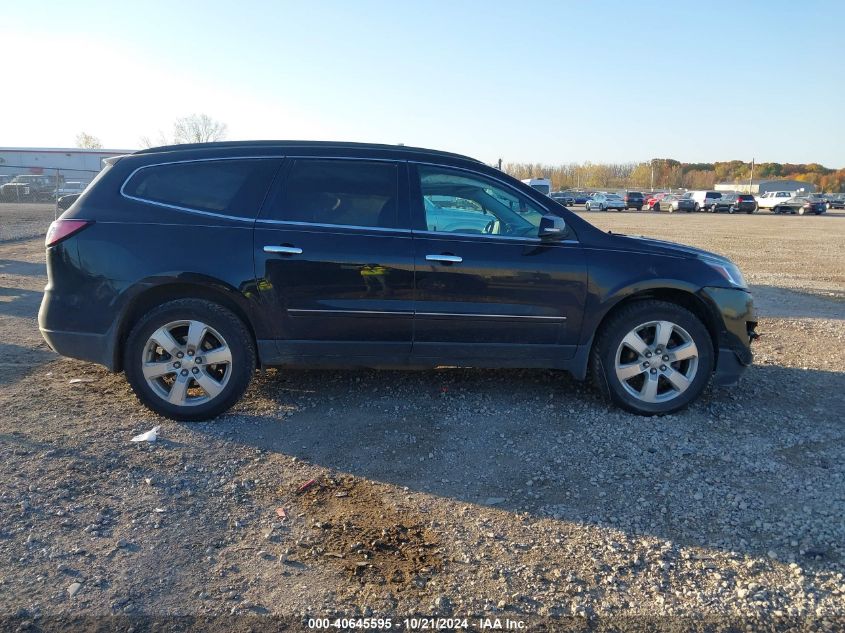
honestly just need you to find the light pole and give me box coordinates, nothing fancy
[650,159,655,192]
[748,158,754,194]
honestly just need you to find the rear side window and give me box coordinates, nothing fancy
[123,159,281,217]
[270,159,399,228]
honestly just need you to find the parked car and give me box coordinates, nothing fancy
[829,195,845,209]
[755,190,795,210]
[585,193,626,211]
[57,193,82,212]
[0,174,56,201]
[772,196,827,215]
[622,191,644,211]
[40,140,756,420]
[710,193,758,214]
[683,190,722,212]
[550,191,575,206]
[55,181,88,198]
[652,194,696,213]
[569,191,591,204]
[0,174,13,186]
[644,193,666,210]
[806,193,830,210]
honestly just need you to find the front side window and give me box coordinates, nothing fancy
[123,159,280,216]
[418,166,545,238]
[273,159,399,228]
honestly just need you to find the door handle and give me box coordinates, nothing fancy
[264,245,303,255]
[426,254,462,263]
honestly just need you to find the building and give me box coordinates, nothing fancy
[0,147,135,184]
[714,179,816,195]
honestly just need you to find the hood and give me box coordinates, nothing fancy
[607,233,731,264]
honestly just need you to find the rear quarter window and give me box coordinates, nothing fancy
[122,159,281,217]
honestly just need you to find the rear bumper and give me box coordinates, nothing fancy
[39,327,118,371]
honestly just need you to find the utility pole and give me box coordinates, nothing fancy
[497,158,502,170]
[650,159,655,192]
[749,158,754,194]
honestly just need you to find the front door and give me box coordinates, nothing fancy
[254,158,414,360]
[408,164,587,363]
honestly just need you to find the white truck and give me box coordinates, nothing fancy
[755,190,798,210]
[521,178,552,196]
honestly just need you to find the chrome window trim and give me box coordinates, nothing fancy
[119,156,282,221]
[117,154,580,242]
[255,218,412,234]
[413,229,578,245]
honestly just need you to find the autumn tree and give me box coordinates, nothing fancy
[75,132,103,149]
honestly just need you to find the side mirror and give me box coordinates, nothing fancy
[539,214,567,240]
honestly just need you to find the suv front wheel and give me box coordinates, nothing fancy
[591,300,714,415]
[124,299,256,421]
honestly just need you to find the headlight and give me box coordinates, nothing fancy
[703,258,747,288]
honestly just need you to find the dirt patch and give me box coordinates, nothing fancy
[282,477,441,590]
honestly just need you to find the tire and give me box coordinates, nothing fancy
[653,202,661,212]
[694,203,700,212]
[797,207,805,215]
[668,205,675,213]
[728,205,735,214]
[599,204,605,211]
[123,298,256,421]
[590,300,714,416]
[585,203,590,211]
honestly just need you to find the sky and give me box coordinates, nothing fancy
[1,0,843,167]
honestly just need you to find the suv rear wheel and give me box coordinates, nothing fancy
[124,299,256,421]
[591,300,714,415]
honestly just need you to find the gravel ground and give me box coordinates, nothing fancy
[0,209,843,632]
[0,203,58,242]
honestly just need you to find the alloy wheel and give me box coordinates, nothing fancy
[614,320,699,404]
[141,320,233,407]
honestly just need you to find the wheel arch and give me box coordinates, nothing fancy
[572,286,720,380]
[112,279,260,372]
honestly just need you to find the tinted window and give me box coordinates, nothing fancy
[273,160,399,228]
[124,159,280,216]
[418,166,545,238]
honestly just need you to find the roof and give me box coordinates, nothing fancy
[133,140,482,163]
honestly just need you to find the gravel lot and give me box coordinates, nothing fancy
[0,204,843,631]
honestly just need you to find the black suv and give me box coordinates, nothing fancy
[39,141,757,420]
[622,191,644,211]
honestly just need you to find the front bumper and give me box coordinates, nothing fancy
[699,286,757,386]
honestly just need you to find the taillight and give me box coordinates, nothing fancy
[45,219,93,247]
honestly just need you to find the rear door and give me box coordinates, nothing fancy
[408,164,587,363]
[254,158,415,361]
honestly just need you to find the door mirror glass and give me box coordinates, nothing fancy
[538,214,567,239]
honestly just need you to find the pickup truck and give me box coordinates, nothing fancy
[755,190,796,210]
[0,175,56,202]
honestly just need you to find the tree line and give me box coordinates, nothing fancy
[504,159,845,192]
